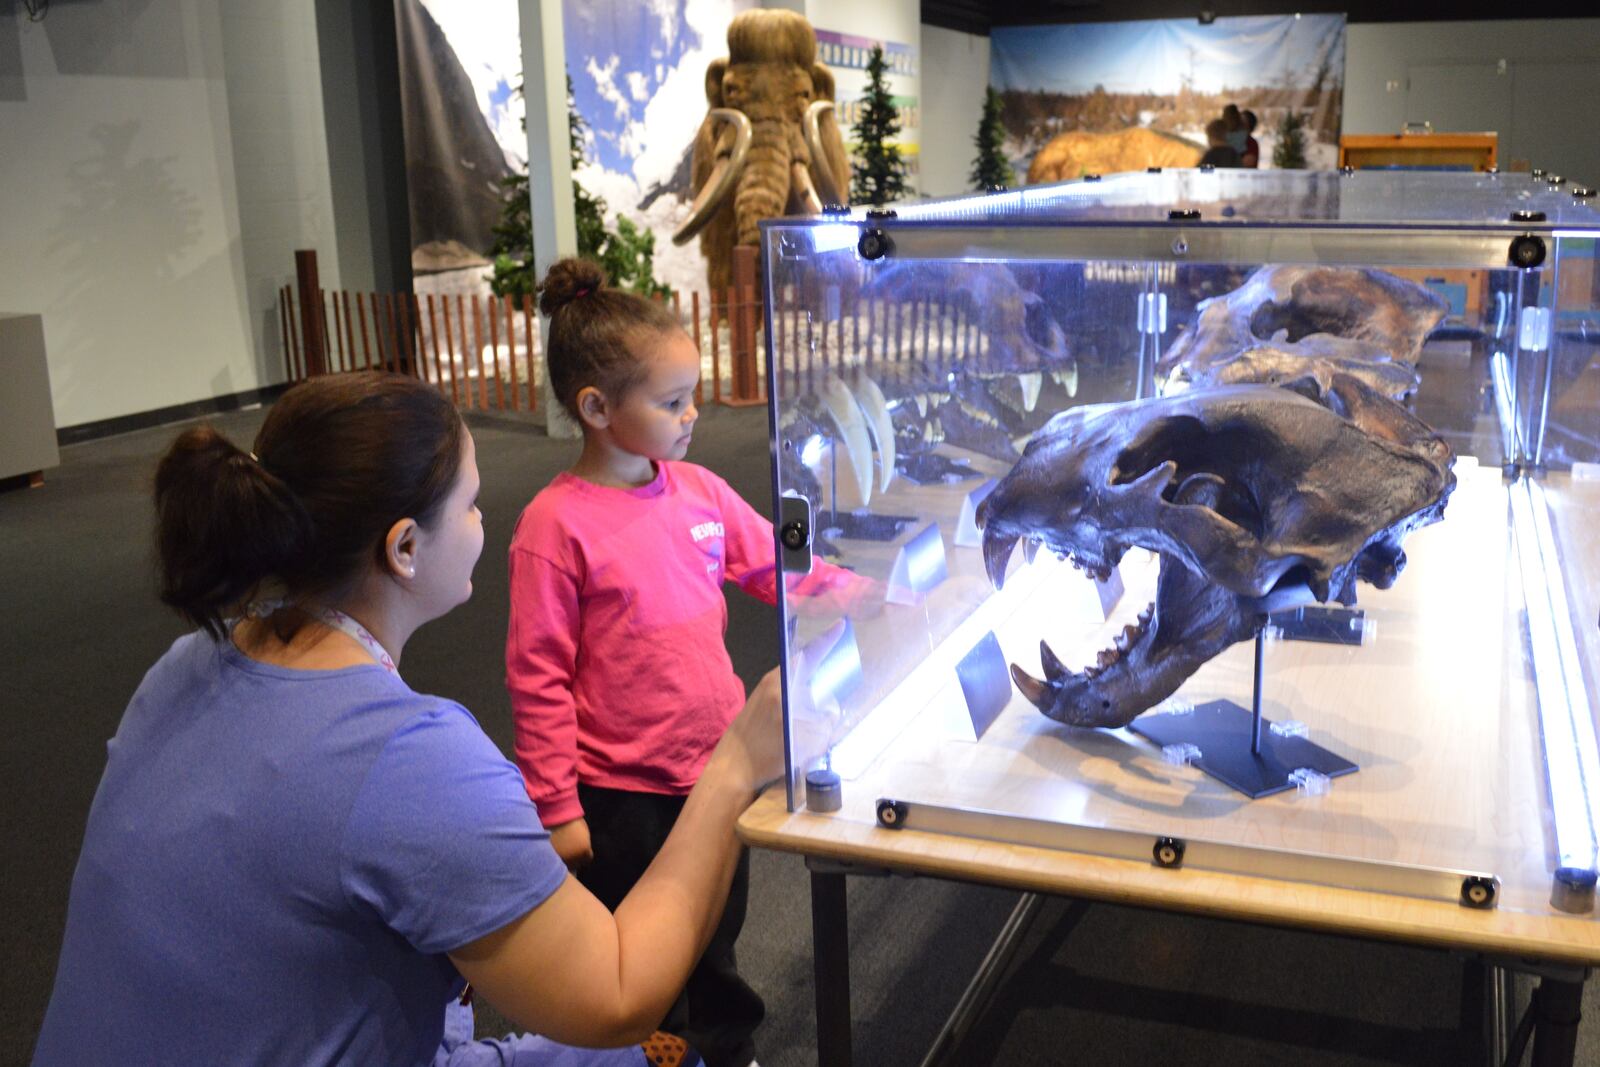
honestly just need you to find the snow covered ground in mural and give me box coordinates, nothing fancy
[567,0,752,296]
[421,0,745,297]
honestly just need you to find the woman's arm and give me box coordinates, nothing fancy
[449,669,783,1047]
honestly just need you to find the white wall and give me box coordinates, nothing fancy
[801,0,920,193]
[919,25,989,198]
[0,0,338,429]
[1346,19,1600,184]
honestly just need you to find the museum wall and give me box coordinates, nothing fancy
[0,0,338,430]
[919,25,990,199]
[1343,18,1600,183]
[800,0,921,188]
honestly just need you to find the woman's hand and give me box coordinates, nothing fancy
[714,668,785,795]
[547,817,593,871]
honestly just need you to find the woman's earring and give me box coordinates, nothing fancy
[404,567,416,579]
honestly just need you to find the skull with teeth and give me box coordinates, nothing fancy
[976,374,1455,728]
[1158,266,1447,402]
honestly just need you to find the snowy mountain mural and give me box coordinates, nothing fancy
[403,0,752,296]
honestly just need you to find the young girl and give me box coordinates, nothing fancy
[33,373,781,1067]
[507,259,870,1067]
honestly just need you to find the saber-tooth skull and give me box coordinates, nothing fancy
[976,375,1455,728]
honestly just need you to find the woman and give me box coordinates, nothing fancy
[31,373,781,1066]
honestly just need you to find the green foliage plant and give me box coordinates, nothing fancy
[1273,110,1309,170]
[969,86,1015,191]
[489,76,670,299]
[850,45,910,206]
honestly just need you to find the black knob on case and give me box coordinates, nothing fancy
[1460,876,1498,909]
[876,798,909,829]
[780,520,808,551]
[1508,234,1547,269]
[857,228,892,261]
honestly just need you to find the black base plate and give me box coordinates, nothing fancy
[818,510,917,542]
[1268,605,1366,646]
[897,452,981,486]
[1131,700,1359,799]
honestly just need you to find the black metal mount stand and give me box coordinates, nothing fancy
[1130,630,1360,799]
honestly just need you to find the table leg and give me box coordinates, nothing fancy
[811,868,852,1067]
[1530,972,1586,1067]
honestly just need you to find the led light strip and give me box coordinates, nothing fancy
[1490,349,1518,463]
[1510,477,1600,880]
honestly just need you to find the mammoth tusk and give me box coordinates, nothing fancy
[672,108,753,246]
[803,100,847,207]
[791,160,824,216]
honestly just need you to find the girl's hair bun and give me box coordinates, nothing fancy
[539,257,609,316]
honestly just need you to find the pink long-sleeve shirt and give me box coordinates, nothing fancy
[506,461,859,826]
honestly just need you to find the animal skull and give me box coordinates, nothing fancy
[976,375,1455,728]
[1159,266,1447,401]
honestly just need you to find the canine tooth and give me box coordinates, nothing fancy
[1018,372,1042,413]
[1011,665,1052,709]
[983,531,1019,590]
[915,394,928,417]
[1039,640,1068,681]
[1024,537,1041,565]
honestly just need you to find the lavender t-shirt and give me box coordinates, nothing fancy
[33,632,634,1067]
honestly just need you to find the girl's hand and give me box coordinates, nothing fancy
[716,668,786,793]
[548,817,594,871]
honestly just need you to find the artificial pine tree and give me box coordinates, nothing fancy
[1273,110,1309,170]
[969,87,1015,191]
[488,76,669,299]
[850,45,909,206]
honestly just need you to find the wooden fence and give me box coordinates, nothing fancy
[279,248,767,412]
[279,246,1007,414]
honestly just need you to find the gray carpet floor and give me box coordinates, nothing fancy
[2,400,1595,1066]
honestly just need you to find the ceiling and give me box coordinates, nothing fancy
[923,1,1599,35]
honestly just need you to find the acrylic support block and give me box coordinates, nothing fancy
[800,618,864,721]
[1095,567,1126,619]
[1268,605,1371,646]
[886,521,950,605]
[955,631,1012,741]
[952,479,999,548]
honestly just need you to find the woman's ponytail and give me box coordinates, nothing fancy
[150,373,465,638]
[154,424,313,638]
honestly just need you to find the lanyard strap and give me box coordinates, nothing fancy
[310,606,399,677]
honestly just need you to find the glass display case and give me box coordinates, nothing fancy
[760,169,1600,919]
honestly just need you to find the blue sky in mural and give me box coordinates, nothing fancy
[565,0,698,174]
[992,15,1344,96]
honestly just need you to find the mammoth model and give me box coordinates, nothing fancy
[672,9,851,293]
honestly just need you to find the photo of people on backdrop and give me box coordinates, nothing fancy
[991,15,1344,182]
